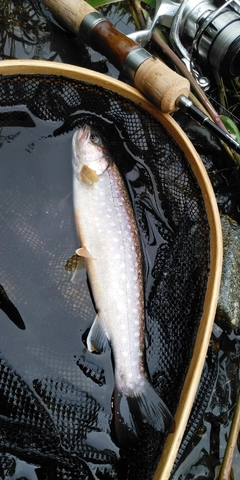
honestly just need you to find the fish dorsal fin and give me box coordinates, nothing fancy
[87,314,110,353]
[79,165,99,185]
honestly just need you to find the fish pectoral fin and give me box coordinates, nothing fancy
[57,190,72,212]
[76,246,95,259]
[87,314,110,353]
[65,254,87,283]
[79,165,99,185]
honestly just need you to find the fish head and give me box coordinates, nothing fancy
[72,125,110,181]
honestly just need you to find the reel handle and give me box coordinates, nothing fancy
[42,0,190,113]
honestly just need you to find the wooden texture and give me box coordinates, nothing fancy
[90,21,139,71]
[218,392,240,480]
[42,0,190,113]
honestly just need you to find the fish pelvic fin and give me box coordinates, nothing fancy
[76,246,94,259]
[87,313,110,353]
[65,247,94,284]
[114,378,173,445]
[65,253,87,283]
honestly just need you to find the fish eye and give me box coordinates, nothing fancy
[90,132,101,145]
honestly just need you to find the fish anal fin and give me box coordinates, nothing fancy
[79,165,99,185]
[114,378,173,445]
[87,314,110,353]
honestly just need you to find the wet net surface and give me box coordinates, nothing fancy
[0,73,210,479]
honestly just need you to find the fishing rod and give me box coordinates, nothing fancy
[42,0,240,155]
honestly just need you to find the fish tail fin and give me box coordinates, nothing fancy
[114,378,173,444]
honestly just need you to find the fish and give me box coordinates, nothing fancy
[71,124,172,443]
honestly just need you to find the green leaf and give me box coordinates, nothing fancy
[87,0,123,7]
[220,115,240,165]
[220,115,240,144]
[142,0,156,5]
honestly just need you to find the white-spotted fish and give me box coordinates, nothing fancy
[71,124,172,443]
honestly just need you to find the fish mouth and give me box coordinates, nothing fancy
[72,125,90,165]
[77,124,90,145]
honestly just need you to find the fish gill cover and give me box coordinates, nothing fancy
[0,74,209,479]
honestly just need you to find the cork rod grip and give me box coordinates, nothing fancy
[42,0,96,36]
[42,0,190,113]
[134,57,190,113]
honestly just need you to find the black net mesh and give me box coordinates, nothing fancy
[0,73,210,479]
